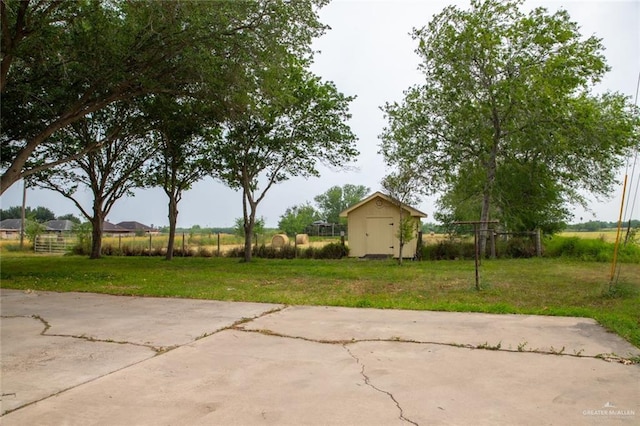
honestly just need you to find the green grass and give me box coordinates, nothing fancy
[1,253,639,348]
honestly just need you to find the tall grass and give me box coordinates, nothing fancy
[544,235,640,263]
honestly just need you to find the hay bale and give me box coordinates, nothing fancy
[295,234,309,245]
[271,234,289,249]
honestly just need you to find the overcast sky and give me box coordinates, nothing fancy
[2,0,638,228]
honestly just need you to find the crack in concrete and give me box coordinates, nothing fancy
[231,327,639,365]
[0,306,289,417]
[2,306,289,355]
[11,314,167,352]
[343,345,419,425]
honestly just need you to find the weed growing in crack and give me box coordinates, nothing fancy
[517,341,528,352]
[477,341,502,350]
[549,346,565,355]
[596,352,639,365]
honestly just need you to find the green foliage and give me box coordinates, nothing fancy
[423,241,476,261]
[543,236,640,263]
[318,242,349,259]
[0,206,55,222]
[24,221,45,243]
[380,0,640,234]
[214,61,358,261]
[142,95,222,259]
[278,203,321,236]
[72,222,94,255]
[226,242,348,259]
[314,184,370,224]
[234,217,265,239]
[1,0,331,192]
[56,214,81,224]
[422,234,639,262]
[499,237,538,259]
[33,104,157,259]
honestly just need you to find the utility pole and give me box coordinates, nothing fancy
[20,179,27,249]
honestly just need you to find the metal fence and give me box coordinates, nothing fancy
[34,235,73,254]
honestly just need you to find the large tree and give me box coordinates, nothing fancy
[32,104,156,258]
[144,96,219,260]
[314,184,370,225]
[1,0,327,193]
[380,0,639,252]
[214,65,358,262]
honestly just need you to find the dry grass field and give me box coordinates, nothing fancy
[559,230,621,243]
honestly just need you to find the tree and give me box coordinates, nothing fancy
[0,205,53,222]
[214,64,358,262]
[380,0,640,254]
[144,96,219,260]
[56,213,81,224]
[32,104,156,258]
[1,0,327,193]
[278,203,321,236]
[381,168,423,264]
[314,184,370,224]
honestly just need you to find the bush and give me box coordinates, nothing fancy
[497,237,538,259]
[422,240,475,260]
[225,242,348,259]
[318,242,349,259]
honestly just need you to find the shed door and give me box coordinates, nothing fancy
[366,217,394,255]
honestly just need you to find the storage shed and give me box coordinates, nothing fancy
[339,191,427,258]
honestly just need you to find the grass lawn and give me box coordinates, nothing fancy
[1,253,639,348]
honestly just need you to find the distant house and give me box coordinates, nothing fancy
[339,191,427,258]
[116,221,157,234]
[102,221,131,235]
[0,219,23,239]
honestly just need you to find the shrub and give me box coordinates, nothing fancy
[225,242,348,259]
[318,242,349,259]
[422,241,475,260]
[497,237,537,259]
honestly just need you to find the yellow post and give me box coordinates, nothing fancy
[609,175,628,285]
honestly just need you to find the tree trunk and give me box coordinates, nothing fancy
[90,213,103,259]
[241,191,256,262]
[166,195,178,261]
[243,218,254,262]
[479,188,492,256]
[479,137,499,256]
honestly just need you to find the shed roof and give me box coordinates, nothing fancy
[339,191,428,218]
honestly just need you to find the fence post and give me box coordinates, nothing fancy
[490,231,496,259]
[182,233,185,256]
[535,229,542,257]
[149,233,152,256]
